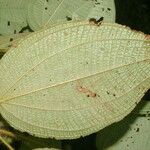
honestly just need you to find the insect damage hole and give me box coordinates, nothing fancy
[10,38,13,42]
[66,16,72,21]
[89,17,104,26]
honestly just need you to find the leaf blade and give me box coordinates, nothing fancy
[0,21,150,139]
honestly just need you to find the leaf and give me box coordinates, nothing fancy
[0,21,149,139]
[27,0,116,30]
[0,0,29,35]
[96,114,150,150]
[0,0,115,34]
[0,32,29,53]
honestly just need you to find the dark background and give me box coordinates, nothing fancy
[115,0,150,34]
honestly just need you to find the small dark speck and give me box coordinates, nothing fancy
[97,17,104,22]
[10,38,13,42]
[127,145,129,147]
[107,8,111,11]
[136,128,139,132]
[43,94,46,96]
[147,118,150,120]
[132,141,134,143]
[87,95,90,97]
[106,91,110,95]
[14,89,16,91]
[46,0,49,2]
[86,61,88,64]
[98,95,100,97]
[45,7,48,10]
[113,94,116,97]
[66,16,72,21]
[102,8,104,11]
[7,21,10,26]
[14,30,16,34]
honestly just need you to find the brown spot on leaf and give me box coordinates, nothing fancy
[77,82,97,98]
[145,34,150,40]
[64,32,68,36]
[77,86,89,93]
[11,43,18,48]
[89,93,97,98]
[103,102,115,113]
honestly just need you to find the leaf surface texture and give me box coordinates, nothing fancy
[0,21,149,139]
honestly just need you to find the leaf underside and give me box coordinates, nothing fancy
[0,21,150,139]
[0,0,28,35]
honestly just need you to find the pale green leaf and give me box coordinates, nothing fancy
[0,21,149,139]
[27,0,115,30]
[0,33,29,53]
[0,0,29,35]
[96,114,150,150]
